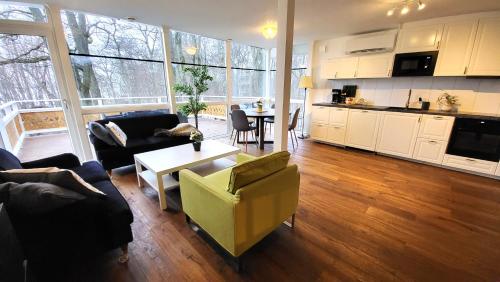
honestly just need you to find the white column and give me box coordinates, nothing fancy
[273,0,295,152]
[225,39,233,133]
[303,40,315,137]
[47,4,93,161]
[161,26,177,112]
[265,48,271,105]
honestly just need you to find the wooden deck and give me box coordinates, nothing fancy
[49,138,500,282]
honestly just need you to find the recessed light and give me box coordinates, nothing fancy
[125,16,136,21]
[401,6,410,15]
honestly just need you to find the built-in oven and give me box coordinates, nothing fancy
[446,117,500,162]
[392,51,439,77]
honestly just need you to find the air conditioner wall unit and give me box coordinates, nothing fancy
[345,30,398,55]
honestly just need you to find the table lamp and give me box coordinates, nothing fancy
[298,75,313,139]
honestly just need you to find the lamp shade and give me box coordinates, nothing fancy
[298,76,313,89]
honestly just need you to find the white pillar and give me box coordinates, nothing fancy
[225,39,233,133]
[265,48,271,105]
[303,40,315,137]
[273,0,295,152]
[161,26,177,113]
[47,4,93,161]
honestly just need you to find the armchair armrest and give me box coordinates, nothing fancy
[21,153,81,169]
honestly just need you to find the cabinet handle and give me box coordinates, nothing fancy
[361,110,369,113]
[465,158,476,162]
[437,40,441,50]
[354,71,357,78]
[428,140,437,144]
[418,116,422,123]
[334,72,338,78]
[388,69,392,77]
[433,116,444,120]
[333,126,341,129]
[464,66,468,75]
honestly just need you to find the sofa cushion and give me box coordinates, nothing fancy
[92,180,133,226]
[88,122,117,146]
[0,149,22,171]
[227,151,291,194]
[71,161,110,184]
[1,182,86,215]
[106,122,127,147]
[98,114,180,139]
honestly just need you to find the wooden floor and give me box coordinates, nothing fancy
[65,139,500,282]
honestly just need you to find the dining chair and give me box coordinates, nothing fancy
[230,104,254,141]
[289,108,300,150]
[231,110,257,152]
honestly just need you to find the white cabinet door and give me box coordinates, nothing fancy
[328,107,349,126]
[310,123,328,140]
[311,106,330,124]
[442,154,497,175]
[345,109,380,151]
[397,24,444,53]
[434,19,478,76]
[418,115,454,141]
[496,163,500,176]
[326,126,346,145]
[320,60,336,79]
[468,17,500,76]
[376,112,421,158]
[356,54,394,78]
[330,57,359,79]
[413,138,447,164]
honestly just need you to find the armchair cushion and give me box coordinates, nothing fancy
[227,151,290,194]
[0,149,22,171]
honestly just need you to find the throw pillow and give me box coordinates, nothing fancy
[227,151,290,194]
[105,122,127,147]
[0,167,106,198]
[1,182,85,215]
[154,123,201,137]
[89,122,117,146]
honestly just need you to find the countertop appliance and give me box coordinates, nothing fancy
[331,89,342,103]
[446,118,500,162]
[392,51,438,77]
[340,85,357,104]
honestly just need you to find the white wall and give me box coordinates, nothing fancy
[310,35,500,115]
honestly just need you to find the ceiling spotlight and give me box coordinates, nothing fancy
[387,9,395,16]
[261,22,278,39]
[125,16,136,21]
[185,46,197,56]
[401,6,410,15]
[418,1,426,10]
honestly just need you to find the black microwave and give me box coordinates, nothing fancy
[392,51,439,77]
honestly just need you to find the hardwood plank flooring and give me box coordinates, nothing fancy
[63,139,500,282]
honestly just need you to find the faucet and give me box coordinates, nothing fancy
[405,89,412,109]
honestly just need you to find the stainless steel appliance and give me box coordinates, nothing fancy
[446,118,500,162]
[392,51,439,77]
[331,89,342,103]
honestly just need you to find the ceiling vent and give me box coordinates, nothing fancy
[345,30,398,55]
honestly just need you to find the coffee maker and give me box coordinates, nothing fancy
[340,85,357,103]
[331,89,342,104]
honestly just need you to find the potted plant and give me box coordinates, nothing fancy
[437,92,459,112]
[190,131,203,151]
[256,99,264,112]
[174,65,213,129]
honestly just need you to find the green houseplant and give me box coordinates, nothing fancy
[174,65,213,129]
[190,131,203,151]
[437,92,459,112]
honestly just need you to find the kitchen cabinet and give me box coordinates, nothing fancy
[413,138,447,164]
[442,154,497,175]
[356,54,394,78]
[329,57,359,79]
[434,19,478,76]
[496,163,500,176]
[310,123,328,140]
[396,23,444,53]
[328,107,349,125]
[376,112,421,158]
[326,126,346,145]
[311,106,330,124]
[417,115,454,141]
[345,109,380,151]
[468,17,500,76]
[320,60,336,79]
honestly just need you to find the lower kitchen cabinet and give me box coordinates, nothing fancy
[345,109,381,151]
[326,126,346,145]
[496,163,500,176]
[310,123,328,140]
[376,112,421,158]
[413,138,447,164]
[442,154,498,175]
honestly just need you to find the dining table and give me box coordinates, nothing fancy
[241,108,275,150]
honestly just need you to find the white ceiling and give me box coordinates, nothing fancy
[22,0,500,48]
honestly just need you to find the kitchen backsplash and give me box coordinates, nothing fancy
[310,77,500,114]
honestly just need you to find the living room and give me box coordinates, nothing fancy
[1,0,500,281]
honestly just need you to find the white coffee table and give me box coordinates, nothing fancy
[134,140,241,210]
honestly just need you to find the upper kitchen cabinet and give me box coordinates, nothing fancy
[468,17,500,76]
[356,54,394,78]
[434,19,478,76]
[396,24,444,53]
[321,57,359,79]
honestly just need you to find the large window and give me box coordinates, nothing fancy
[0,1,46,22]
[269,45,309,100]
[170,30,226,102]
[231,43,266,99]
[61,11,168,106]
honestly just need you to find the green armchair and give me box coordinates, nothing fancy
[179,152,300,258]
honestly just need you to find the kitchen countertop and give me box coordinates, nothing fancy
[312,103,500,121]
